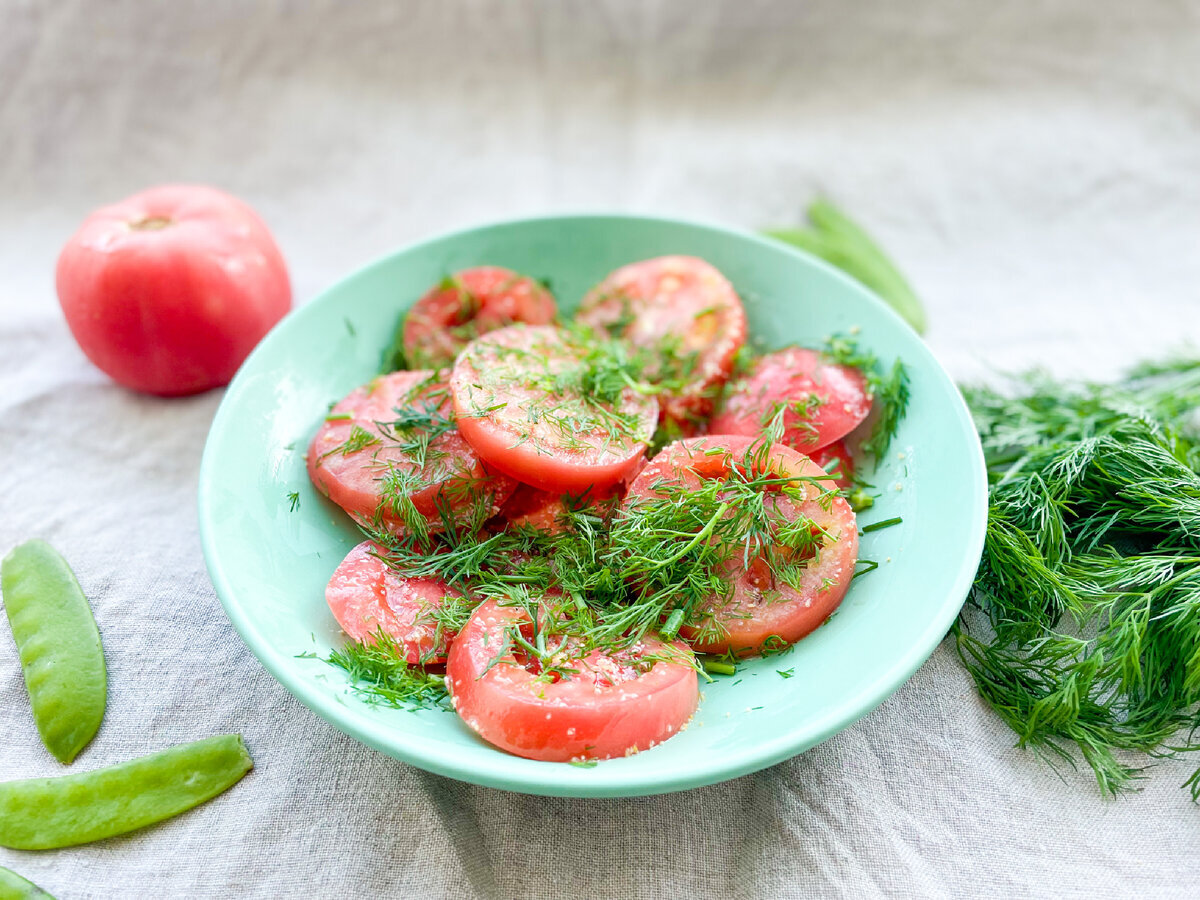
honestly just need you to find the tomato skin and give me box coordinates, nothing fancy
[447,599,699,761]
[450,325,657,494]
[624,435,859,656]
[402,266,557,369]
[325,541,460,664]
[55,184,291,396]
[307,370,516,536]
[709,347,871,452]
[576,256,747,424]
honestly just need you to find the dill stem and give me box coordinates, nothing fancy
[510,630,546,662]
[703,659,737,676]
[634,501,730,570]
[861,516,903,534]
[661,608,685,641]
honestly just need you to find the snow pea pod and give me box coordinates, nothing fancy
[0,867,55,899]
[1,540,107,764]
[764,199,927,335]
[0,734,253,850]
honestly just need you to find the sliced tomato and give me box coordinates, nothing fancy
[710,347,871,452]
[402,266,557,368]
[446,598,698,761]
[450,325,658,494]
[623,435,858,656]
[325,540,462,663]
[575,256,747,425]
[498,481,627,534]
[307,370,516,536]
[808,440,855,492]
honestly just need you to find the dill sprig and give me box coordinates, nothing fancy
[959,358,1200,798]
[324,630,450,709]
[823,334,910,458]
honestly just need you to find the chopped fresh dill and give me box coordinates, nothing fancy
[703,659,737,676]
[823,334,910,458]
[323,630,450,709]
[777,668,794,679]
[861,516,902,534]
[287,491,301,512]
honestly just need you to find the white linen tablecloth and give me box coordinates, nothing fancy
[2,1,1197,896]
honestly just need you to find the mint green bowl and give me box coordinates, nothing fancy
[198,214,987,797]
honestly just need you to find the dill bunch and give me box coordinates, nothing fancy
[958,358,1200,798]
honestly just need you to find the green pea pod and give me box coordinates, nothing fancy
[0,867,56,899]
[0,734,253,850]
[764,199,928,335]
[1,540,107,764]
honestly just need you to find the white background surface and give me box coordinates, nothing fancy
[2,1,1198,897]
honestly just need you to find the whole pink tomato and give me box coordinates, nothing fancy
[56,184,292,396]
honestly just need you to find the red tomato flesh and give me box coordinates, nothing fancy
[498,481,626,534]
[447,598,699,761]
[709,347,871,452]
[307,370,516,536]
[624,435,858,656]
[325,541,460,664]
[450,325,658,494]
[575,256,747,425]
[402,266,557,369]
[56,184,291,396]
[809,440,855,493]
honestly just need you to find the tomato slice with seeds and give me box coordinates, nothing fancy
[325,540,462,663]
[575,256,747,425]
[446,598,699,761]
[450,325,658,494]
[623,435,858,656]
[307,370,516,536]
[402,266,557,368]
[710,347,871,452]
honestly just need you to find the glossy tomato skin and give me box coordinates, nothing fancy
[576,256,747,425]
[325,541,460,664]
[450,325,658,494]
[447,599,699,761]
[56,184,291,396]
[710,347,871,452]
[624,435,859,656]
[402,266,557,368]
[307,370,516,536]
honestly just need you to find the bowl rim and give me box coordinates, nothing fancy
[198,211,989,797]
